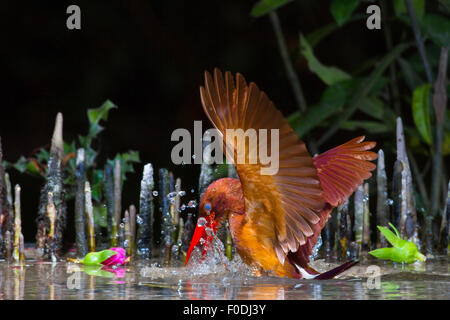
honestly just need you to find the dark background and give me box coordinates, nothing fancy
[0,1,387,242]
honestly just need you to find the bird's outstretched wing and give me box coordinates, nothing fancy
[312,136,377,207]
[200,68,325,263]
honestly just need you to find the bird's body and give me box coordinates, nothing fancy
[187,69,377,279]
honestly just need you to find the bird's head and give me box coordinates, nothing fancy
[185,178,244,265]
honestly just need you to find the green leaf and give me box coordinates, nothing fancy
[300,34,351,85]
[36,149,50,163]
[250,0,293,17]
[398,57,424,91]
[377,225,401,248]
[81,249,117,266]
[388,222,401,238]
[412,83,432,144]
[330,0,359,27]
[421,14,450,47]
[12,156,41,176]
[288,79,356,137]
[87,100,117,125]
[359,96,384,120]
[107,151,141,186]
[341,120,390,133]
[369,247,396,260]
[318,42,410,145]
[93,205,108,228]
[306,14,365,48]
[393,0,425,21]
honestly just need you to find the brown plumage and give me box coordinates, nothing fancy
[187,69,377,279]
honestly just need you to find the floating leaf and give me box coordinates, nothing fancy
[81,249,117,266]
[250,0,293,17]
[330,0,359,27]
[300,34,351,85]
[412,83,432,144]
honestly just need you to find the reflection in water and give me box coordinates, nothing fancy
[0,256,449,300]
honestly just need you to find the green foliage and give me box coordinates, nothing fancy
[8,100,140,229]
[81,249,117,266]
[369,223,426,264]
[107,151,141,189]
[393,0,425,21]
[421,14,450,47]
[330,0,359,26]
[300,34,351,85]
[412,84,432,145]
[251,0,293,17]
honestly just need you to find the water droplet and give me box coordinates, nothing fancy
[192,154,196,159]
[197,217,207,227]
[187,200,197,208]
[167,192,177,199]
[178,190,186,197]
[152,191,159,197]
[386,198,394,205]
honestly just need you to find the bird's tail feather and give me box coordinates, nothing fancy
[315,260,359,280]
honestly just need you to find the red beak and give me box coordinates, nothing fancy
[185,222,207,266]
[185,213,217,266]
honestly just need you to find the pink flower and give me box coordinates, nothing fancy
[101,247,128,266]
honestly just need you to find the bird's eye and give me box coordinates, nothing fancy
[204,203,211,211]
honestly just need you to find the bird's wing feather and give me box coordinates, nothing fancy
[200,69,325,259]
[312,136,377,207]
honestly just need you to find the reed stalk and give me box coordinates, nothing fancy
[75,148,87,257]
[5,230,11,261]
[362,183,371,251]
[182,213,194,257]
[13,185,21,263]
[396,118,419,243]
[19,233,24,264]
[392,160,403,230]
[376,149,389,248]
[46,192,57,262]
[36,113,66,259]
[124,210,131,257]
[136,163,154,259]
[111,159,122,247]
[354,185,364,256]
[176,217,184,259]
[226,221,233,261]
[337,200,349,260]
[129,204,136,257]
[84,182,95,252]
[159,168,172,264]
[430,48,448,253]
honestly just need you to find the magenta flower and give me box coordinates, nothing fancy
[101,247,128,266]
